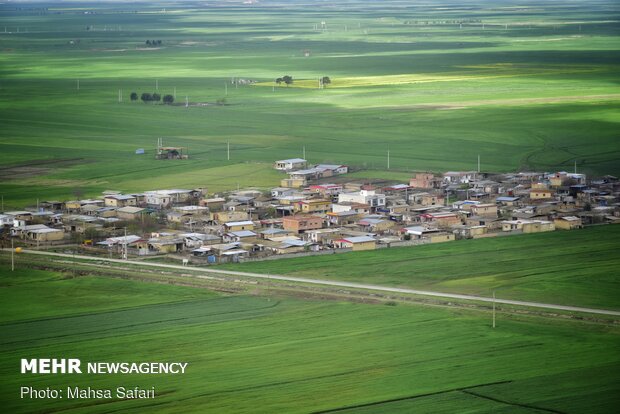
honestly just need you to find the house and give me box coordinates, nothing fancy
[470,203,498,218]
[326,210,360,226]
[167,211,193,224]
[530,189,554,200]
[271,187,297,198]
[554,216,583,230]
[334,236,376,251]
[145,189,202,208]
[338,188,386,210]
[501,219,533,232]
[24,226,64,242]
[308,184,343,197]
[419,212,461,227]
[303,228,342,244]
[147,236,185,253]
[453,225,488,239]
[356,217,395,233]
[443,171,478,184]
[274,158,307,171]
[427,232,456,243]
[409,192,445,207]
[97,235,148,255]
[223,230,257,243]
[282,215,323,233]
[288,167,330,181]
[401,226,442,240]
[182,233,221,248]
[223,220,255,232]
[495,196,520,206]
[409,173,436,189]
[332,202,370,215]
[0,214,13,227]
[280,177,307,188]
[314,164,348,175]
[211,211,250,224]
[199,197,226,210]
[259,228,295,239]
[296,199,332,214]
[104,194,137,208]
[523,220,555,233]
[116,207,146,220]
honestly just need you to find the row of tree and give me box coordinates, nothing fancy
[274,75,331,87]
[130,92,174,104]
[145,40,163,46]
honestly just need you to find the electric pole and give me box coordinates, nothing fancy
[492,291,496,328]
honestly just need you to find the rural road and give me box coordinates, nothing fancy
[9,249,620,317]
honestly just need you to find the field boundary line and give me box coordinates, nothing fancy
[7,249,620,317]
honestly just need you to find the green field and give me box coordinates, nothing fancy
[224,225,620,311]
[0,267,619,413]
[1,0,619,208]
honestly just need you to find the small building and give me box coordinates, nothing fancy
[334,236,376,251]
[274,158,307,171]
[470,203,498,218]
[199,197,226,210]
[409,173,436,189]
[223,220,255,232]
[530,189,554,200]
[420,212,461,227]
[280,177,308,188]
[24,226,65,242]
[116,207,146,220]
[223,230,257,243]
[495,196,520,206]
[282,215,323,233]
[554,216,583,230]
[523,220,555,233]
[296,199,332,214]
[104,194,137,208]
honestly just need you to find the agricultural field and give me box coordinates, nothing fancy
[225,225,620,311]
[0,266,619,413]
[1,0,619,208]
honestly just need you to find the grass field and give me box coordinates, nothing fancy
[224,225,620,311]
[1,0,619,208]
[0,266,619,413]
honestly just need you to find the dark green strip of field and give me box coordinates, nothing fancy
[0,267,618,413]
[224,225,620,311]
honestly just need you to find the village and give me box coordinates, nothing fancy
[1,158,618,264]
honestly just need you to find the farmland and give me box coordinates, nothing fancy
[0,266,619,413]
[224,225,620,311]
[1,0,620,208]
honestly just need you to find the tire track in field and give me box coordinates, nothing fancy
[460,389,567,414]
[309,380,515,413]
[0,300,281,348]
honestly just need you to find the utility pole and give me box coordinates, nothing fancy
[492,291,496,328]
[185,96,189,108]
[156,79,158,90]
[387,148,390,170]
[11,237,14,271]
[225,82,228,96]
[118,89,122,103]
[227,141,230,161]
[303,146,306,159]
[478,154,481,173]
[123,227,127,260]
[173,86,176,99]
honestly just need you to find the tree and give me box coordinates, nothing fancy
[275,77,283,85]
[140,92,152,103]
[282,75,293,87]
[152,93,161,102]
[163,94,174,104]
[321,76,331,87]
[216,97,227,106]
[146,40,151,46]
[130,92,138,101]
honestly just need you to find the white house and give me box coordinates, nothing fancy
[274,158,307,171]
